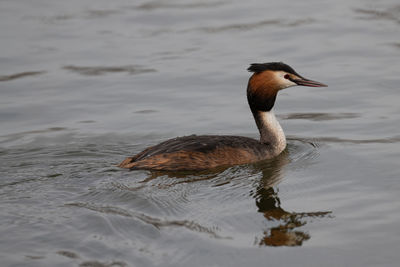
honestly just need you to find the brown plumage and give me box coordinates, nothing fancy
[119,62,326,171]
[119,135,271,171]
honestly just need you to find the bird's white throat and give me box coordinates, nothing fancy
[254,110,287,155]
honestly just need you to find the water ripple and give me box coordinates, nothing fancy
[137,0,227,10]
[0,71,46,82]
[354,5,400,24]
[188,18,315,33]
[290,135,400,144]
[66,202,228,239]
[62,65,156,76]
[279,112,360,121]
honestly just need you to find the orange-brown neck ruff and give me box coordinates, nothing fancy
[247,71,279,112]
[246,70,287,149]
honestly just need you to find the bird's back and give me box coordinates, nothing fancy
[118,135,271,171]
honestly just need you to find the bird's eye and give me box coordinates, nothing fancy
[284,74,290,79]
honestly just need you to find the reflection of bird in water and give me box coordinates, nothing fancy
[251,151,332,247]
[123,140,332,247]
[119,62,326,171]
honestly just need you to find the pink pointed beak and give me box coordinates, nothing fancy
[293,77,327,87]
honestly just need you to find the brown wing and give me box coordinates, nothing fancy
[119,135,270,171]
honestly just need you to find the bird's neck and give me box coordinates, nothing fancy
[246,75,286,155]
[252,110,286,154]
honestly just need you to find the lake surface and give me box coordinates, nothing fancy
[1,0,400,266]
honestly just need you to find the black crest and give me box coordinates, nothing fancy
[247,62,300,76]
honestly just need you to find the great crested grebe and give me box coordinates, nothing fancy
[119,62,327,171]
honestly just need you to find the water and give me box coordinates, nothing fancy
[1,0,400,266]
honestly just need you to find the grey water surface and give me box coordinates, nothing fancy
[1,0,400,266]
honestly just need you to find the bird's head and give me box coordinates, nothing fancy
[247,62,327,112]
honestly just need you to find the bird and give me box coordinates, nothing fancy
[118,62,327,171]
